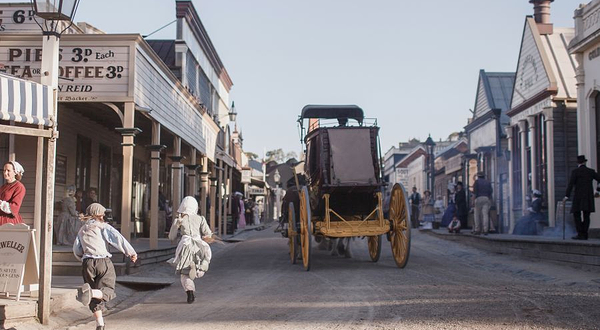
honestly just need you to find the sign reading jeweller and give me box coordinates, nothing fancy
[0,223,39,301]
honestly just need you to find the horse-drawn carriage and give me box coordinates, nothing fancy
[285,105,411,271]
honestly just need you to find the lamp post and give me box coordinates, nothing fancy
[424,135,436,194]
[31,0,81,324]
[274,169,281,220]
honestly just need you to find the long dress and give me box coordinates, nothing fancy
[0,180,26,225]
[57,196,80,245]
[238,199,246,229]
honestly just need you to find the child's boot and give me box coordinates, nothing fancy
[76,283,91,306]
[186,290,195,304]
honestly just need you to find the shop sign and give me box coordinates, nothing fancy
[0,5,40,34]
[0,223,38,300]
[0,44,130,102]
[248,187,265,195]
[445,155,462,174]
[395,167,408,187]
[241,169,251,184]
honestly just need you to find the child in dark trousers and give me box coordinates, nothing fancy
[73,203,137,330]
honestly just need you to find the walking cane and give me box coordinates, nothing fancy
[562,200,566,241]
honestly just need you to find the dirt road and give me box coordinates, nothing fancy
[69,226,600,330]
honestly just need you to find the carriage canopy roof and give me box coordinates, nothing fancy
[300,105,363,124]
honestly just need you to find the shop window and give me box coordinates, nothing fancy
[0,134,8,162]
[76,135,92,191]
[98,144,112,206]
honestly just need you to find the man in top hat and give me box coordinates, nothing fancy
[564,155,600,240]
[473,171,493,235]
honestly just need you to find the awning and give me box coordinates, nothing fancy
[0,73,53,127]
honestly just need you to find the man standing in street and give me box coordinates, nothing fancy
[409,187,421,229]
[473,172,493,235]
[564,155,600,240]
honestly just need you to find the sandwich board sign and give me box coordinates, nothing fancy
[0,223,39,301]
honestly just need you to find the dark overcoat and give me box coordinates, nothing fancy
[565,165,600,213]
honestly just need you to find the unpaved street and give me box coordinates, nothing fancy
[70,226,600,330]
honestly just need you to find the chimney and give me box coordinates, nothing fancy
[529,0,554,35]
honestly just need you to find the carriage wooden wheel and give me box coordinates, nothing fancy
[389,183,411,268]
[288,203,298,264]
[299,186,312,271]
[367,235,382,262]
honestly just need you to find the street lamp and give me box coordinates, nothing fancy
[216,102,237,125]
[424,135,436,193]
[31,0,81,324]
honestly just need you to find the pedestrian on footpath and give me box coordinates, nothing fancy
[0,161,26,225]
[73,203,137,330]
[168,196,213,304]
[409,187,421,228]
[473,171,493,235]
[420,190,435,229]
[56,185,80,245]
[564,155,600,240]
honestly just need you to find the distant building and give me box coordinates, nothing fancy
[506,0,577,231]
[464,70,514,232]
[382,139,422,191]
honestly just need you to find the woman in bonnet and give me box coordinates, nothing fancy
[0,161,26,225]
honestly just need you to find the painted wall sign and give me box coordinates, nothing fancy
[0,44,130,102]
[241,169,252,184]
[0,5,39,34]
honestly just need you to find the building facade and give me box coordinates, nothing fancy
[465,70,514,232]
[569,0,600,234]
[506,1,578,232]
[0,1,242,248]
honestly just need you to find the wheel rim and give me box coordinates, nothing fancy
[299,186,311,271]
[389,184,411,268]
[368,235,381,262]
[288,203,297,264]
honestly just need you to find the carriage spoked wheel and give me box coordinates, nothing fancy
[389,183,411,268]
[288,202,298,264]
[367,235,382,262]
[299,186,312,271]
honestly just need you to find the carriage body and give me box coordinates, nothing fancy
[287,105,411,270]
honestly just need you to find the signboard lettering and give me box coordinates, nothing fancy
[0,44,130,102]
[0,224,39,300]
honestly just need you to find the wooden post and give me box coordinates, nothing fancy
[217,160,224,235]
[518,120,528,216]
[544,107,556,227]
[187,148,197,196]
[506,127,515,232]
[117,102,140,240]
[38,33,60,325]
[209,176,217,232]
[199,156,208,217]
[149,122,162,250]
[170,137,183,210]
[33,130,44,248]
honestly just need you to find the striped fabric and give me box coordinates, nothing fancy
[0,73,53,127]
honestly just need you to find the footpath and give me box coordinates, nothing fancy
[0,222,269,330]
[423,228,600,271]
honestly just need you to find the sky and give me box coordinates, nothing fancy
[4,0,581,157]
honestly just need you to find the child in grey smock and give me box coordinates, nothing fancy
[168,196,213,304]
[73,203,137,330]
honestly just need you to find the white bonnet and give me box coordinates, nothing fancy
[8,161,24,177]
